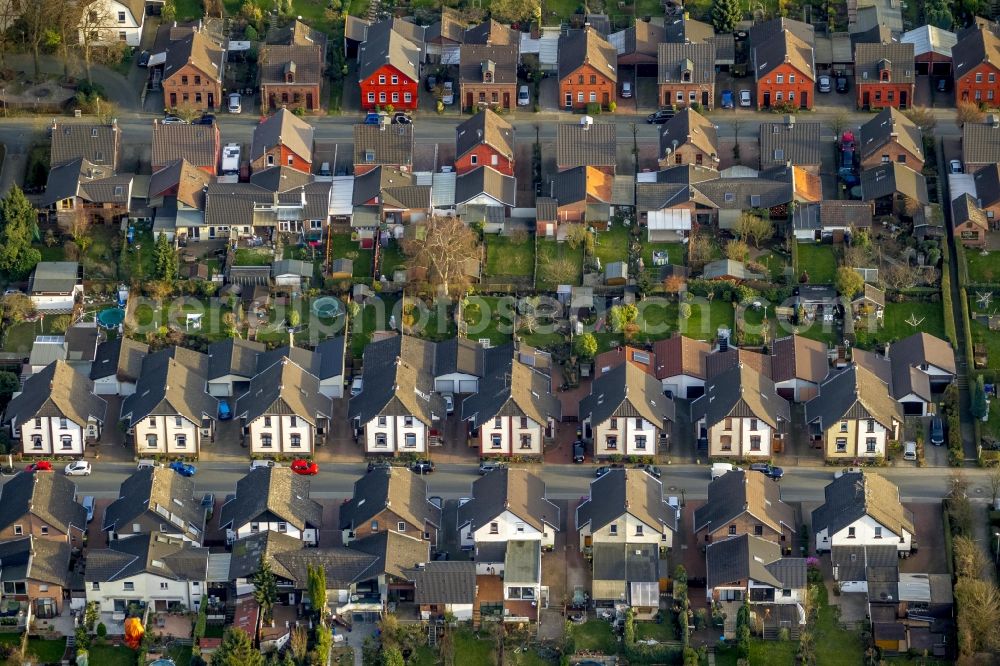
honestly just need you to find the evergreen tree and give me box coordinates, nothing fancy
[736,598,751,658]
[924,0,953,29]
[0,186,42,278]
[212,628,264,666]
[711,0,741,34]
[307,564,327,623]
[153,232,177,282]
[252,559,278,625]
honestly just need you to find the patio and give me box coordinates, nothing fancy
[149,612,194,638]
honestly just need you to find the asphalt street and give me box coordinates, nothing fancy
[23,461,997,505]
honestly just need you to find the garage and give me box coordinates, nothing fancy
[686,385,705,399]
[434,379,455,394]
[901,400,926,416]
[459,379,478,393]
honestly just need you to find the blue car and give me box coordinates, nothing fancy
[218,400,232,421]
[169,461,197,477]
[721,90,735,109]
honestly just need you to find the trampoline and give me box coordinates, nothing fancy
[148,661,176,666]
[97,308,125,329]
[311,297,344,319]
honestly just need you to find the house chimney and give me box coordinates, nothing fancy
[990,114,1000,128]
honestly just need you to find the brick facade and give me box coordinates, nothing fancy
[250,145,311,173]
[359,64,418,111]
[657,83,714,109]
[164,62,221,112]
[756,62,813,110]
[856,80,914,109]
[957,62,1000,107]
[456,145,514,176]
[460,83,516,112]
[560,64,616,110]
[263,84,322,113]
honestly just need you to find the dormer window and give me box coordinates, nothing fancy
[482,60,495,83]
[878,58,891,82]
[284,61,296,84]
[681,57,694,83]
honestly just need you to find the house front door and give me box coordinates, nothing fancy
[207,92,214,108]
[800,91,808,108]
[763,92,770,107]
[899,90,908,108]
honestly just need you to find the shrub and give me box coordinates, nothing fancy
[96,623,107,638]
[585,102,602,116]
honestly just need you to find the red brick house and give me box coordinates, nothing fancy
[952,194,989,247]
[249,108,314,173]
[260,20,327,113]
[458,44,518,112]
[455,110,514,176]
[752,30,815,110]
[151,120,220,174]
[558,26,618,111]
[953,27,1000,107]
[901,25,956,77]
[854,42,915,109]
[357,18,422,111]
[162,30,225,112]
[657,42,716,109]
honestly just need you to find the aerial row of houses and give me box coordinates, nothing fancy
[3,327,955,462]
[0,457,943,647]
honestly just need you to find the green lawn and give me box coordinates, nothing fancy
[350,296,400,358]
[329,233,373,279]
[590,298,735,351]
[87,645,138,666]
[233,248,274,266]
[378,241,407,277]
[454,629,494,664]
[463,296,514,347]
[121,226,157,283]
[796,243,838,284]
[24,638,65,664]
[716,641,799,665]
[640,241,686,269]
[409,299,455,341]
[134,297,231,335]
[408,646,437,666]
[570,620,617,653]
[0,633,21,646]
[757,250,791,282]
[675,299,736,341]
[168,644,193,666]
[33,244,66,262]
[965,249,1000,284]
[347,0,371,17]
[972,320,1000,370]
[2,318,56,353]
[635,619,677,641]
[593,225,630,266]
[536,240,584,290]
[855,300,946,348]
[519,331,566,350]
[813,584,865,665]
[174,0,203,20]
[486,235,535,277]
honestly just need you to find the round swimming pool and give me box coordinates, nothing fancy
[311,297,344,319]
[97,308,125,328]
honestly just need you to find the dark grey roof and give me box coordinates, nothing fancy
[854,42,915,84]
[831,544,899,582]
[349,530,429,580]
[353,124,413,169]
[860,162,928,204]
[859,107,924,164]
[218,466,323,532]
[804,365,902,432]
[405,561,477,605]
[249,166,313,193]
[759,118,822,169]
[203,182,270,228]
[456,468,559,534]
[250,108,314,164]
[460,355,561,428]
[558,26,617,82]
[260,44,324,86]
[663,17,714,44]
[702,259,764,281]
[962,116,1000,165]
[228,530,304,581]
[5,360,106,430]
[592,542,659,583]
[42,159,131,207]
[792,200,874,231]
[352,167,429,210]
[888,332,956,375]
[694,167,795,210]
[90,336,149,382]
[50,122,119,168]
[953,193,989,231]
[706,534,806,590]
[974,163,1000,208]
[234,357,332,424]
[748,18,815,50]
[576,468,678,534]
[120,347,216,426]
[456,110,514,161]
[357,17,422,82]
[656,42,715,85]
[85,533,209,583]
[102,467,206,542]
[455,166,516,207]
[693,470,795,535]
[812,472,914,539]
[255,345,322,377]
[348,335,443,426]
[0,472,87,536]
[0,537,71,588]
[339,467,441,531]
[953,26,1000,83]
[579,362,675,430]
[690,363,790,428]
[315,336,346,380]
[556,122,617,169]
[274,545,380,589]
[619,20,666,60]
[207,338,266,380]
[459,43,517,85]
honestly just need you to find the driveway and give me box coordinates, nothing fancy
[900,502,948,574]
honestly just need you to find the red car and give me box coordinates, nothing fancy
[290,459,319,475]
[24,461,53,473]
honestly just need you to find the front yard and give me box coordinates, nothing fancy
[485,235,535,277]
[796,243,838,284]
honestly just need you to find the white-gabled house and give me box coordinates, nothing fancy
[580,362,675,458]
[457,468,559,555]
[705,534,808,608]
[218,466,324,545]
[576,468,679,551]
[84,534,208,616]
[78,0,145,47]
[812,472,915,556]
[4,360,106,456]
[652,335,710,399]
[90,337,149,396]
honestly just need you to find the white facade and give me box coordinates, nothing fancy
[247,415,315,456]
[132,414,203,456]
[421,603,473,621]
[30,285,83,312]
[86,574,204,614]
[363,415,428,454]
[78,0,144,47]
[434,372,479,394]
[590,416,658,457]
[659,374,704,400]
[816,514,912,555]
[897,391,930,416]
[709,579,805,604]
[319,375,343,399]
[461,510,554,550]
[579,512,673,550]
[479,415,547,457]
[16,416,96,456]
[705,416,775,459]
[93,375,138,396]
[228,520,317,546]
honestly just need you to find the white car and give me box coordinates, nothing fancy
[442,81,454,105]
[350,377,363,397]
[251,459,278,470]
[739,89,752,107]
[64,461,92,476]
[82,496,95,523]
[443,393,454,414]
[161,115,186,124]
[228,92,242,114]
[711,462,742,480]
[950,159,963,173]
[517,85,530,107]
[818,75,832,93]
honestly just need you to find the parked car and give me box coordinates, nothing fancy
[518,85,530,106]
[594,463,624,478]
[291,459,319,475]
[426,74,438,92]
[646,109,675,124]
[903,441,918,460]
[137,51,151,67]
[721,89,735,109]
[24,461,52,473]
[834,467,864,479]
[835,77,849,94]
[64,461,92,476]
[620,81,633,98]
[739,89,752,107]
[478,461,505,475]
[136,459,163,470]
[443,393,455,415]
[196,114,216,126]
[169,460,197,477]
[82,496,95,523]
[749,463,783,480]
[161,115,186,124]
[950,159,963,174]
[218,400,232,420]
[228,92,242,113]
[442,81,454,105]
[930,416,945,445]
[572,441,585,463]
[363,112,384,125]
[392,112,412,125]
[201,493,215,509]
[711,462,741,479]
[250,459,278,470]
[818,75,832,93]
[350,377,364,397]
[636,464,662,479]
[367,460,393,473]
[411,459,435,474]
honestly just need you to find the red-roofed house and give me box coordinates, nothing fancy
[653,335,710,399]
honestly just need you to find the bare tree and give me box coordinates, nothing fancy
[401,216,481,297]
[735,213,774,249]
[990,466,1000,507]
[881,262,919,291]
[77,0,117,82]
[955,577,1000,656]
[20,0,62,78]
[903,105,937,134]
[957,101,986,127]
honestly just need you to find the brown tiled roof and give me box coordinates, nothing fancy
[854,42,915,84]
[812,472,914,539]
[50,123,119,169]
[151,121,219,169]
[705,348,772,379]
[888,332,956,375]
[456,110,514,161]
[556,122,617,169]
[793,200,874,232]
[622,21,666,58]
[459,44,518,85]
[962,116,1000,165]
[653,335,709,380]
[5,360,106,429]
[859,107,924,163]
[860,162,928,204]
[260,45,324,86]
[759,118,822,168]
[659,108,719,162]
[754,30,815,80]
[805,365,901,433]
[271,19,328,49]
[953,27,1000,82]
[353,124,413,169]
[952,193,989,231]
[464,19,518,46]
[149,159,211,209]
[558,26,617,82]
[748,17,815,50]
[164,31,223,83]
[594,346,655,378]
[771,334,828,384]
[426,7,467,44]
